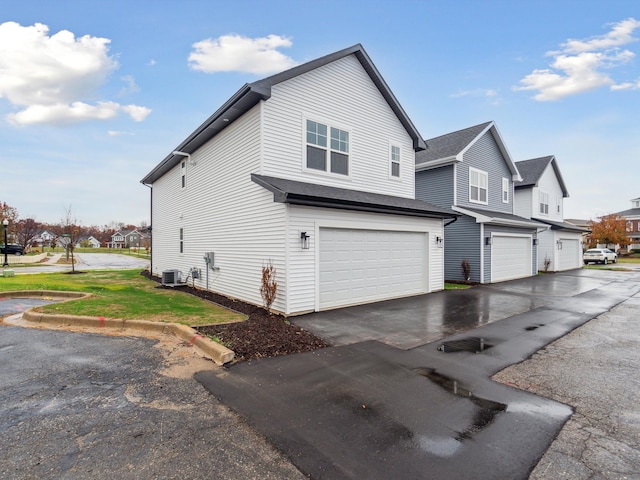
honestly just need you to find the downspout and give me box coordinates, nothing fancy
[142,182,152,274]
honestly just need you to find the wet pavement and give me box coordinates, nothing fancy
[8,253,149,274]
[0,326,305,480]
[0,297,57,316]
[196,268,640,479]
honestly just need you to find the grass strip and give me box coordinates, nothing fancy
[0,269,244,326]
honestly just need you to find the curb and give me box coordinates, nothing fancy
[21,309,235,366]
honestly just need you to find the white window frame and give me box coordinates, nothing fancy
[502,178,509,203]
[305,118,350,177]
[539,191,549,215]
[181,161,186,189]
[390,144,401,178]
[469,167,488,205]
[179,227,184,254]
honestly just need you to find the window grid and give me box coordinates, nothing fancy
[539,191,549,214]
[391,145,400,177]
[469,167,488,204]
[305,119,349,176]
[502,178,509,203]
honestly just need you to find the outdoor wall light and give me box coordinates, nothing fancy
[435,236,443,248]
[300,231,310,250]
[557,240,563,250]
[533,238,538,246]
[485,236,492,246]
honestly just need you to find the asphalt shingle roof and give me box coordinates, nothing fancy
[251,174,457,219]
[416,121,492,164]
[514,156,553,188]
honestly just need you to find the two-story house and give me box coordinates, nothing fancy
[615,197,640,250]
[415,121,545,283]
[514,156,587,271]
[141,44,455,315]
[107,229,148,249]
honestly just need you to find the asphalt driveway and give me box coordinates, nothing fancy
[196,268,640,479]
[292,268,621,349]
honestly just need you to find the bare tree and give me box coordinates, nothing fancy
[14,218,41,251]
[55,206,84,273]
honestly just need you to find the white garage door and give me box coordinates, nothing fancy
[319,228,427,309]
[558,238,580,270]
[491,235,532,282]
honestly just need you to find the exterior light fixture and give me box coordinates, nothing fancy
[557,240,563,250]
[2,219,8,267]
[300,231,310,250]
[485,236,492,246]
[435,236,443,248]
[533,238,538,246]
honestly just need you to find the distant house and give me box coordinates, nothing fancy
[141,44,455,315]
[614,197,640,250]
[75,235,101,248]
[514,156,587,271]
[107,229,148,249]
[34,230,55,247]
[415,121,545,283]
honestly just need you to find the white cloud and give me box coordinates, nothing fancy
[188,34,297,74]
[0,21,150,125]
[514,18,640,101]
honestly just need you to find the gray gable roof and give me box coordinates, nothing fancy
[415,121,521,180]
[251,174,457,219]
[514,155,569,197]
[142,44,425,185]
[615,207,640,217]
[416,121,492,164]
[454,205,547,229]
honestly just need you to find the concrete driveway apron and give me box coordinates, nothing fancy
[196,268,640,480]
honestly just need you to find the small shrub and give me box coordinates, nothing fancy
[461,258,471,282]
[260,259,278,311]
[543,255,552,272]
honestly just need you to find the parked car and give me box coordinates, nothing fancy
[583,248,617,265]
[0,244,24,255]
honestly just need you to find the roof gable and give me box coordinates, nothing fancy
[415,121,521,180]
[142,44,425,185]
[515,155,569,197]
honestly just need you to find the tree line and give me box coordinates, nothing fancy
[0,201,148,251]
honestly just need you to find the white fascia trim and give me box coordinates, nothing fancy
[415,155,460,172]
[453,205,549,230]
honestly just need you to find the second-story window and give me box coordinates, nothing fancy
[469,167,488,204]
[390,145,400,177]
[181,161,186,189]
[306,119,349,176]
[539,191,549,214]
[502,178,509,203]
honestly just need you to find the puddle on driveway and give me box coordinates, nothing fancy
[414,367,506,444]
[437,337,493,353]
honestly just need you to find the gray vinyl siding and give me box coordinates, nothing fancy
[457,132,514,213]
[484,225,537,281]
[443,215,481,282]
[415,166,454,209]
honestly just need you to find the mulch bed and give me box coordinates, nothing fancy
[141,271,330,362]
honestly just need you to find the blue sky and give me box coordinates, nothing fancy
[1,0,639,226]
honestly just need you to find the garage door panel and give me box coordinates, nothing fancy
[491,235,531,282]
[319,228,427,309]
[558,238,580,270]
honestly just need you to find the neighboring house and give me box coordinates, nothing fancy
[107,229,148,249]
[415,121,546,283]
[614,197,640,250]
[75,235,101,248]
[141,44,455,315]
[565,218,592,247]
[514,156,587,271]
[34,230,55,247]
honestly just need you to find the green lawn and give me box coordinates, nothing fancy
[618,257,640,264]
[0,269,244,326]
